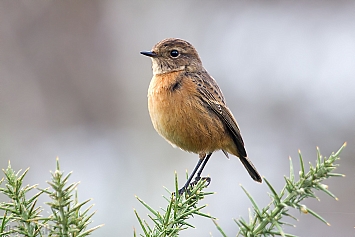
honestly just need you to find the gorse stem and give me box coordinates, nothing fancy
[230,143,345,237]
[0,158,101,237]
[0,163,44,236]
[134,172,215,237]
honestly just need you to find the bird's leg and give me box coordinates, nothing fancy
[178,155,205,195]
[191,153,212,187]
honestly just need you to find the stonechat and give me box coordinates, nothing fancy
[141,38,262,194]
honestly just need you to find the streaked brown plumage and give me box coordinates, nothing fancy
[141,38,261,193]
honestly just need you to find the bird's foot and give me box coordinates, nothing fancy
[177,187,186,196]
[190,176,211,187]
[174,177,211,196]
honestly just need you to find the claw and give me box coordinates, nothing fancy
[178,187,186,196]
[173,177,211,196]
[190,176,211,187]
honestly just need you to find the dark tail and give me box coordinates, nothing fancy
[239,156,262,183]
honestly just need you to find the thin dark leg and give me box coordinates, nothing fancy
[196,153,212,178]
[191,153,212,186]
[178,157,204,195]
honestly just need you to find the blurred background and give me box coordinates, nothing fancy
[1,1,354,236]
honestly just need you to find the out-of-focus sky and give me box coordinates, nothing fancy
[1,1,354,236]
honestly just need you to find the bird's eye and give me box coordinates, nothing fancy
[170,50,179,57]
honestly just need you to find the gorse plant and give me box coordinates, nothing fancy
[0,158,102,237]
[134,173,214,237]
[0,144,345,236]
[0,166,44,236]
[134,143,346,237]
[230,143,346,237]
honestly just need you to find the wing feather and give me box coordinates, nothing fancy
[189,71,247,157]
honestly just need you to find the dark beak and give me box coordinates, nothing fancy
[140,51,158,57]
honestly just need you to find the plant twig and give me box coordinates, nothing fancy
[134,172,215,236]
[231,143,346,236]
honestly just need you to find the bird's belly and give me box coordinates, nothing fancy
[148,79,229,154]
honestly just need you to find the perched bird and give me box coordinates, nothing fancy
[141,38,261,194]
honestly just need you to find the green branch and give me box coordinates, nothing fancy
[233,143,345,237]
[134,172,215,236]
[0,158,102,236]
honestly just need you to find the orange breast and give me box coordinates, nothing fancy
[147,71,235,155]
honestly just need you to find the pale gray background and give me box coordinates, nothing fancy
[1,1,354,236]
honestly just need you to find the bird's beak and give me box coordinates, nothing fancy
[140,51,158,57]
